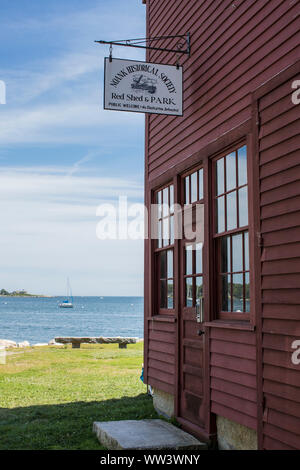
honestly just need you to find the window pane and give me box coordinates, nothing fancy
[232,273,243,312]
[160,251,167,279]
[185,176,189,204]
[238,146,247,187]
[221,274,230,311]
[239,186,248,227]
[226,152,236,191]
[185,277,193,307]
[160,280,167,308]
[245,272,250,312]
[163,218,169,247]
[198,169,203,200]
[163,187,169,217]
[170,215,174,245]
[244,232,249,271]
[216,158,224,196]
[196,276,203,302]
[217,196,225,233]
[157,191,162,218]
[163,238,169,248]
[167,250,173,278]
[185,245,193,275]
[227,191,237,231]
[169,185,174,213]
[191,171,197,203]
[196,242,203,274]
[232,233,243,272]
[167,280,174,309]
[221,236,230,273]
[158,219,162,248]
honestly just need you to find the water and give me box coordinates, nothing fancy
[0,296,144,344]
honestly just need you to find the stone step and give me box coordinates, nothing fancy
[93,419,208,450]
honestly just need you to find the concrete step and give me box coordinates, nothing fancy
[93,419,208,450]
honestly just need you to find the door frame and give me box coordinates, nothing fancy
[174,159,212,441]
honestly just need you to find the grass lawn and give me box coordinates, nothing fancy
[0,342,158,450]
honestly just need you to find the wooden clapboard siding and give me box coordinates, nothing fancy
[146,0,299,181]
[210,328,257,430]
[259,72,300,450]
[143,0,300,448]
[147,319,176,394]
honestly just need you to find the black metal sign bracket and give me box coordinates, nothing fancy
[95,33,190,58]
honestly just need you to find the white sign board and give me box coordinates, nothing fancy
[104,58,183,116]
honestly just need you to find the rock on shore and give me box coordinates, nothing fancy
[48,339,64,346]
[17,341,30,348]
[0,339,31,349]
[0,339,18,348]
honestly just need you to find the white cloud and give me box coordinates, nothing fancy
[0,99,144,144]
[1,2,145,43]
[0,1,146,144]
[4,51,103,106]
[0,1,146,295]
[0,166,144,296]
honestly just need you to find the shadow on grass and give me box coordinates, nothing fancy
[0,393,158,450]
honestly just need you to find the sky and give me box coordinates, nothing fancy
[0,0,146,296]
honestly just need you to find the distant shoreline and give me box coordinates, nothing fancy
[0,294,52,298]
[0,288,53,298]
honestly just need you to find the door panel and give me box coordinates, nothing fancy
[179,306,205,427]
[178,166,206,430]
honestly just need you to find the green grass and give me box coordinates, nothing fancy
[0,343,158,450]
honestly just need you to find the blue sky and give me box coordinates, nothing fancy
[0,0,146,296]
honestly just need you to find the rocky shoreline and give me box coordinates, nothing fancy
[0,337,142,349]
[0,338,63,349]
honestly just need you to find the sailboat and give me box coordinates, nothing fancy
[59,278,74,308]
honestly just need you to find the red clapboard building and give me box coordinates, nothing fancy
[142,0,300,450]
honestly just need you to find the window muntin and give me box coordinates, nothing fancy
[215,145,250,317]
[155,183,175,312]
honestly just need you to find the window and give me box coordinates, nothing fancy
[214,145,250,318]
[185,168,203,205]
[215,146,248,233]
[220,232,250,313]
[155,183,174,312]
[183,167,204,307]
[157,184,174,248]
[184,243,203,307]
[158,249,174,309]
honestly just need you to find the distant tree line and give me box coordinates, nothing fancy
[0,289,32,296]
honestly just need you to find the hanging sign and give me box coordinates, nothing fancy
[104,58,183,116]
